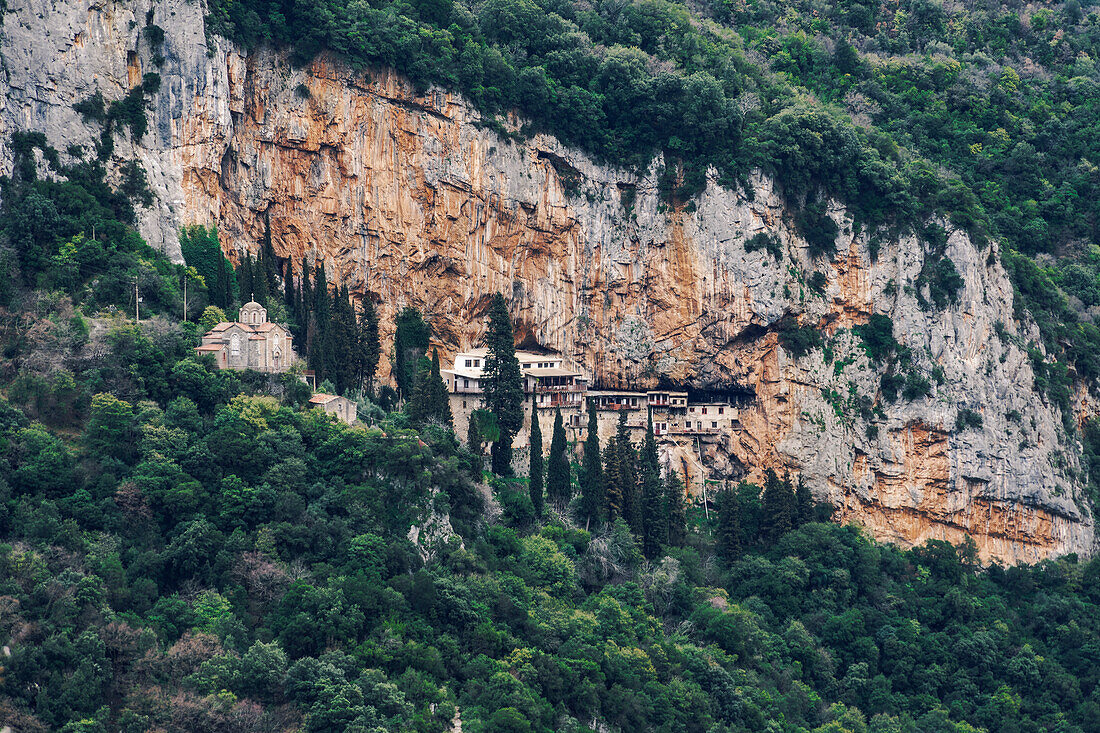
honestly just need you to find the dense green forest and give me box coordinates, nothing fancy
[3,0,1100,730]
[205,0,1100,402]
[0,137,1099,730]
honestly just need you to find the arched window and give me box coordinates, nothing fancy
[230,333,241,355]
[251,311,258,324]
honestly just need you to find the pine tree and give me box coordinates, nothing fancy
[547,408,570,506]
[760,468,794,545]
[359,297,381,396]
[666,469,687,548]
[580,405,604,531]
[482,294,524,476]
[640,417,666,559]
[716,487,742,562]
[528,394,544,515]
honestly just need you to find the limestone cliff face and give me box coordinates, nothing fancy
[2,0,1095,562]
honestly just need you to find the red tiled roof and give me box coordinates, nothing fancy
[309,394,339,405]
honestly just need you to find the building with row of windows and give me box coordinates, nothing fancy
[443,349,741,454]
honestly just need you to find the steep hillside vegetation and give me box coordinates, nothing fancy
[204,0,1100,390]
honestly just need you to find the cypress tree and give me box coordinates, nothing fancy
[482,294,524,476]
[310,263,331,380]
[359,297,381,396]
[794,476,814,527]
[252,250,270,305]
[331,287,358,394]
[716,487,742,562]
[215,252,231,309]
[604,432,623,522]
[528,394,544,515]
[261,211,279,295]
[300,257,311,326]
[640,417,666,559]
[237,252,253,304]
[580,405,604,531]
[666,469,687,548]
[760,468,794,545]
[615,413,641,537]
[430,348,453,428]
[407,355,434,423]
[393,307,430,399]
[284,258,296,320]
[547,408,570,506]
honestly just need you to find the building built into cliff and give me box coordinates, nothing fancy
[195,301,296,373]
[445,352,735,467]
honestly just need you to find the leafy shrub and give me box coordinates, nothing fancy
[778,321,823,358]
[745,232,782,260]
[956,408,983,431]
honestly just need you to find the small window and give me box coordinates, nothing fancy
[475,359,481,367]
[462,400,467,408]
[712,421,718,428]
[702,407,708,415]
[464,379,469,388]
[465,359,472,367]
[631,397,637,406]
[718,407,724,415]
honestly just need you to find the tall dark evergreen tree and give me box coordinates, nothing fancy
[216,253,232,310]
[604,431,623,522]
[299,256,312,329]
[252,251,270,305]
[430,348,453,428]
[237,252,254,304]
[358,297,381,396]
[407,355,434,423]
[310,263,332,382]
[580,405,604,531]
[467,412,484,458]
[605,411,637,529]
[794,476,815,527]
[330,286,358,394]
[547,408,570,506]
[666,469,686,548]
[640,417,666,559]
[528,395,544,515]
[260,211,279,296]
[284,258,296,321]
[393,306,431,400]
[716,487,742,562]
[482,294,524,476]
[760,468,794,545]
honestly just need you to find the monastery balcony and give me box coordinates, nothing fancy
[535,383,586,393]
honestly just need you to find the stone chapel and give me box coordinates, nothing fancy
[195,301,296,373]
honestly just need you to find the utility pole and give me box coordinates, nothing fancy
[183,275,188,321]
[134,279,139,322]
